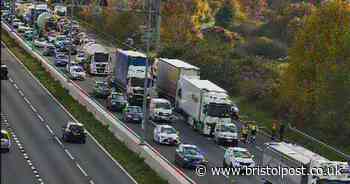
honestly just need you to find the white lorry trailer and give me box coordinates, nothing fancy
[154,58,200,105]
[176,77,233,136]
[82,43,111,75]
[262,142,350,184]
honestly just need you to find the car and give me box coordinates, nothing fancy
[75,51,86,64]
[62,122,86,143]
[93,80,110,98]
[223,147,255,169]
[17,25,31,33]
[175,144,208,168]
[1,130,11,153]
[67,65,86,80]
[54,54,69,66]
[55,47,69,55]
[106,92,128,112]
[23,30,35,41]
[1,64,8,80]
[15,22,25,30]
[54,35,66,47]
[62,42,77,55]
[123,106,143,123]
[42,45,56,56]
[33,37,49,48]
[153,125,180,145]
[47,32,57,43]
[12,18,22,28]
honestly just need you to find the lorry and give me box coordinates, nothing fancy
[114,49,151,106]
[154,58,200,105]
[262,142,350,184]
[176,77,233,136]
[82,43,111,75]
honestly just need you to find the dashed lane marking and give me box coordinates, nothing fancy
[45,124,54,135]
[65,149,75,160]
[76,163,88,177]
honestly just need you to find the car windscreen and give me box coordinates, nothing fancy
[73,68,83,72]
[233,150,251,159]
[57,55,66,59]
[183,147,200,156]
[95,53,108,63]
[112,94,125,101]
[128,107,142,113]
[221,125,237,133]
[70,125,84,133]
[155,102,171,109]
[161,127,176,134]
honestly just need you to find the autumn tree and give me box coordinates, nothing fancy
[215,0,235,28]
[279,0,350,145]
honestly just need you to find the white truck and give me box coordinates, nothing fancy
[82,43,111,75]
[176,77,233,136]
[262,142,350,184]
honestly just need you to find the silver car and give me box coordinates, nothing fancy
[1,130,11,153]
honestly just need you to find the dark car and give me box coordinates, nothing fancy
[107,92,128,112]
[93,80,110,98]
[62,122,86,144]
[54,54,69,66]
[123,106,143,123]
[42,45,56,56]
[1,64,8,80]
[175,144,208,169]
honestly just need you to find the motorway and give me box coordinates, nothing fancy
[1,44,137,184]
[6,24,278,184]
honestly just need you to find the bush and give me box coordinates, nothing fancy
[237,36,287,59]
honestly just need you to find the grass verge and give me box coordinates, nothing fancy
[233,96,349,160]
[1,28,168,184]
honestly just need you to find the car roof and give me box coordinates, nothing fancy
[128,106,141,109]
[111,92,123,95]
[67,121,83,127]
[152,98,170,103]
[157,124,173,129]
[181,144,198,149]
[228,147,248,152]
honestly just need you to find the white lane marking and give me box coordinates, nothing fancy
[76,163,88,177]
[65,149,75,160]
[23,97,31,104]
[13,83,18,89]
[19,90,25,96]
[55,136,63,146]
[37,114,44,122]
[89,180,95,184]
[30,105,37,112]
[45,124,54,135]
[9,78,14,83]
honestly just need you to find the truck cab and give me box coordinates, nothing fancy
[150,98,173,123]
[214,123,238,146]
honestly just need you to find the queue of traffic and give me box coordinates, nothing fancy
[1,2,349,184]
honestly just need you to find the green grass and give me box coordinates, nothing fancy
[233,96,349,161]
[2,29,168,184]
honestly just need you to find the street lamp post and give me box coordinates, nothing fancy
[140,0,153,145]
[68,0,73,69]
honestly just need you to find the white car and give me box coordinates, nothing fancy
[12,18,21,28]
[223,147,255,168]
[17,26,32,33]
[34,38,50,48]
[153,125,180,145]
[67,65,86,80]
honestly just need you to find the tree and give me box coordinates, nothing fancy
[215,0,235,28]
[279,0,350,145]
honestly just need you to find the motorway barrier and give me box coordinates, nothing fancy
[2,22,196,184]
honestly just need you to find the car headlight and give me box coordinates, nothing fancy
[127,115,132,118]
[183,157,189,161]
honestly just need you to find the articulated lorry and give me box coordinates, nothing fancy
[262,142,350,184]
[177,77,233,136]
[82,43,111,75]
[114,49,151,106]
[155,58,238,143]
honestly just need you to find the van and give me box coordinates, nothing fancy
[149,98,173,123]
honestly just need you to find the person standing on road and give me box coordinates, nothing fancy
[271,120,278,141]
[279,122,285,141]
